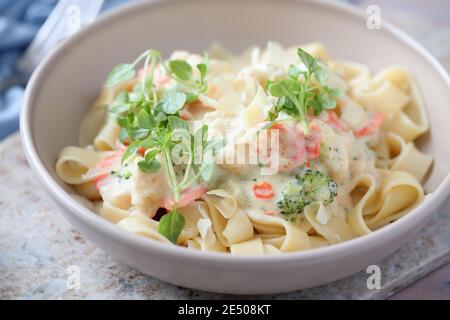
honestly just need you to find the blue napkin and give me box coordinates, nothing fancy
[0,0,128,139]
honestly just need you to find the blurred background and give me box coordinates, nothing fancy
[0,0,448,299]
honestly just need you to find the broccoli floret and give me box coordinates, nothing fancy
[276,169,337,217]
[299,169,337,206]
[276,179,307,216]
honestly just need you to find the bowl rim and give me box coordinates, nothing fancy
[20,0,450,266]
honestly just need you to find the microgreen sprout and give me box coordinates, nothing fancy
[105,49,220,243]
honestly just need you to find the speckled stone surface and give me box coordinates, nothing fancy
[0,133,449,300]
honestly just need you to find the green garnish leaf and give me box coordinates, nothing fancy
[314,65,329,86]
[204,138,224,153]
[166,57,208,96]
[268,79,299,97]
[118,127,129,143]
[158,210,185,243]
[267,108,278,121]
[317,89,337,110]
[137,109,155,129]
[138,151,161,173]
[287,65,302,78]
[109,103,131,114]
[121,141,141,164]
[329,87,342,97]
[154,110,168,122]
[115,91,129,103]
[161,90,187,114]
[196,63,208,92]
[117,115,131,130]
[169,60,193,81]
[194,125,208,147]
[109,91,131,114]
[129,127,150,141]
[106,49,219,241]
[309,98,323,116]
[168,116,188,130]
[138,159,161,173]
[171,128,193,159]
[185,92,198,102]
[106,64,136,87]
[265,47,341,134]
[121,140,153,164]
[197,63,207,81]
[297,48,318,73]
[199,150,214,181]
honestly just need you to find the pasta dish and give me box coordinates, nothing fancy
[56,42,432,255]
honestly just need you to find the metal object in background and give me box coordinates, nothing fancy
[0,0,104,92]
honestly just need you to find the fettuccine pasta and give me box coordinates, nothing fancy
[56,42,432,255]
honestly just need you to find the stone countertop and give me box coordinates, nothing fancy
[0,134,449,300]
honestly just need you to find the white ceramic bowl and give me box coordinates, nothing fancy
[20,0,450,294]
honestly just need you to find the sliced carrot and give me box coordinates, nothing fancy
[97,154,121,168]
[305,159,311,168]
[325,111,345,131]
[94,173,109,190]
[179,109,192,120]
[137,147,146,157]
[305,123,321,160]
[252,182,275,199]
[92,152,122,190]
[163,185,207,210]
[354,112,385,138]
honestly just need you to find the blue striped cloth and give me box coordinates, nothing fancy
[0,0,127,139]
